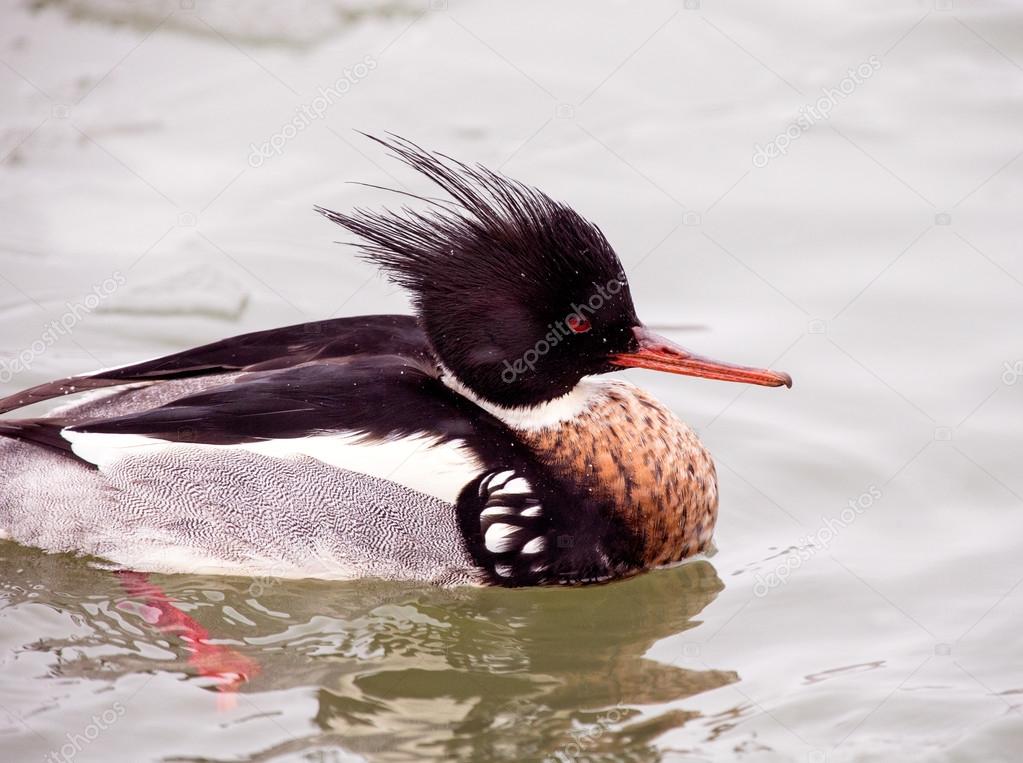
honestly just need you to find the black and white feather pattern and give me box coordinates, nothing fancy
[477,470,550,578]
[0,379,487,584]
[455,467,630,587]
[0,135,653,587]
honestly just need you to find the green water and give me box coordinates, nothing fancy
[3,546,733,762]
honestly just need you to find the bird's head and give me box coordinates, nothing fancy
[318,135,790,409]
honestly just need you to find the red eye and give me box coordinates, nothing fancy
[566,314,591,333]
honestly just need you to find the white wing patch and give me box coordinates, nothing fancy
[520,537,546,555]
[484,523,520,553]
[63,430,167,469]
[475,469,552,582]
[243,433,480,504]
[501,478,532,495]
[62,429,481,504]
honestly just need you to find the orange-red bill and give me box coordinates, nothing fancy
[611,326,792,389]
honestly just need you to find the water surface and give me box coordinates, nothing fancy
[1,1,1021,760]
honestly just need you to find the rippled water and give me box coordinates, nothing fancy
[2,1,1022,761]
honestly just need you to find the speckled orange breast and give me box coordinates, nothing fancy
[517,381,718,567]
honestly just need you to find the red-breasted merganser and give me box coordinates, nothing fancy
[0,136,791,587]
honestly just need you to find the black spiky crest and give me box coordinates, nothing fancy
[317,134,640,407]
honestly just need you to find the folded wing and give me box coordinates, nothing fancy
[0,314,428,414]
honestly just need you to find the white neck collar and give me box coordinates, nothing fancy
[438,365,605,432]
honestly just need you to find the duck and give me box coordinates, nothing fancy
[0,135,791,587]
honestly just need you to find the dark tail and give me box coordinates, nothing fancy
[0,419,78,458]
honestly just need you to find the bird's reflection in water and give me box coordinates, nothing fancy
[267,560,735,761]
[2,548,736,762]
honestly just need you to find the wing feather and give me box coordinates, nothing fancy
[0,314,426,415]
